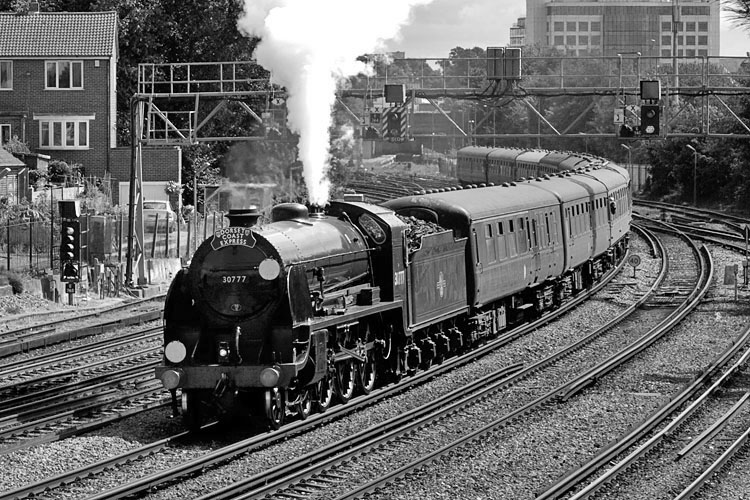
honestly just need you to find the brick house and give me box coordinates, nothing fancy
[0,9,118,180]
[1,7,182,212]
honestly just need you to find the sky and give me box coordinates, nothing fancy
[382,0,750,58]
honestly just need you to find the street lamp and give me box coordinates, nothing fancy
[621,144,632,189]
[686,144,697,206]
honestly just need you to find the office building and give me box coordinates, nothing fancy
[524,0,720,57]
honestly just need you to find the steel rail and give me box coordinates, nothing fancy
[564,327,750,500]
[58,239,636,500]
[204,232,666,500]
[537,229,715,500]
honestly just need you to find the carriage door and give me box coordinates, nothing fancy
[530,216,542,278]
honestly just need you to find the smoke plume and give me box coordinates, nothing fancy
[238,0,432,206]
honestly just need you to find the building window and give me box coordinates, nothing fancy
[698,49,708,57]
[686,49,696,57]
[579,35,589,45]
[0,124,10,145]
[591,35,601,46]
[686,35,695,45]
[554,21,564,31]
[662,35,671,46]
[566,35,576,45]
[45,60,83,89]
[698,22,708,31]
[0,61,11,89]
[579,21,588,31]
[662,21,671,31]
[677,36,684,45]
[566,21,576,31]
[591,21,600,32]
[662,48,671,57]
[554,35,564,46]
[37,116,90,149]
[698,35,708,45]
[686,22,696,31]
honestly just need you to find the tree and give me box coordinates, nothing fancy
[725,0,750,29]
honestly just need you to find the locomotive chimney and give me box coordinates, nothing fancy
[309,204,325,218]
[226,206,261,227]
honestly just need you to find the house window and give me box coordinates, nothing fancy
[45,60,83,89]
[0,61,11,89]
[37,116,91,149]
[0,124,10,145]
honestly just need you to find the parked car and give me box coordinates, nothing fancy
[142,200,177,232]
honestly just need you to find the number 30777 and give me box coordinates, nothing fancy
[222,275,247,283]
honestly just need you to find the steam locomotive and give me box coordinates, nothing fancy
[155,149,631,429]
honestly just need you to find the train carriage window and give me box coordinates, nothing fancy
[531,219,538,248]
[497,221,504,235]
[545,214,551,244]
[485,224,497,263]
[509,219,514,233]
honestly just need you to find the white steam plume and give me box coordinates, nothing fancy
[238,0,432,206]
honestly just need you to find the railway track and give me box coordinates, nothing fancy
[2,231,641,500]
[200,226,711,500]
[0,295,165,358]
[0,326,166,453]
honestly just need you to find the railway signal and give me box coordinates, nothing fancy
[60,220,80,282]
[382,106,408,142]
[58,200,81,285]
[640,105,660,137]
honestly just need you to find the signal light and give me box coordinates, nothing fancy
[640,105,660,137]
[59,219,81,282]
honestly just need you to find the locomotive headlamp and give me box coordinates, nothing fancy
[217,341,231,364]
[258,258,281,280]
[260,366,281,387]
[164,341,187,363]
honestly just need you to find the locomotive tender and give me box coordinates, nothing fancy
[457,145,602,186]
[156,149,631,429]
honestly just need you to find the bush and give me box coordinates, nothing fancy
[0,271,24,294]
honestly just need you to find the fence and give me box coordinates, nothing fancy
[0,211,232,277]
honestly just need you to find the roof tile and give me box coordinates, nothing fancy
[0,11,117,57]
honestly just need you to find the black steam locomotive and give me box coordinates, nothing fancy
[155,149,631,429]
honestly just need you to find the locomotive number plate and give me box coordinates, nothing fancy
[221,275,248,284]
